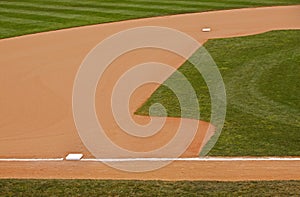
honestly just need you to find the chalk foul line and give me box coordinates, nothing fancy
[81,157,300,162]
[0,158,64,161]
[0,157,300,162]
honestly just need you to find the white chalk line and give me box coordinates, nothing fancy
[0,157,300,162]
[0,158,64,161]
[81,157,300,162]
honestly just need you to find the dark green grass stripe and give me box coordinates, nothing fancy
[63,1,196,12]
[1,0,299,39]
[0,21,54,38]
[0,3,134,20]
[0,0,250,26]
[122,0,262,8]
[0,6,103,20]
[0,179,299,196]
[0,20,48,28]
[0,0,197,17]
[0,15,49,25]
[148,0,300,5]
[70,0,247,9]
[124,0,246,11]
[129,0,247,7]
[0,7,110,25]
[0,1,160,16]
[0,26,19,35]
[221,0,300,4]
[224,0,298,6]
[9,0,180,11]
[0,11,84,25]
[2,0,253,14]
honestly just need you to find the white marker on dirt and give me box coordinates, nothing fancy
[65,153,83,161]
[202,27,211,32]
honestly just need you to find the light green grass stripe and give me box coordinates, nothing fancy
[110,0,243,11]
[11,0,183,11]
[1,0,299,39]
[139,0,298,5]
[0,24,48,38]
[0,14,58,25]
[124,0,246,7]
[67,1,192,12]
[7,0,246,13]
[223,0,297,3]
[0,7,106,21]
[0,11,74,25]
[0,26,19,34]
[133,0,300,8]
[225,50,300,127]
[0,1,159,16]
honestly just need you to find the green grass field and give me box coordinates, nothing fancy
[1,1,300,196]
[1,179,299,196]
[137,30,300,156]
[1,0,300,39]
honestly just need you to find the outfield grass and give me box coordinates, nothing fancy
[1,1,299,195]
[136,30,300,156]
[0,179,299,196]
[0,0,300,39]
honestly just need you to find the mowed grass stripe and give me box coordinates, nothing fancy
[1,0,300,38]
[224,49,300,127]
[0,3,132,19]
[146,0,299,6]
[0,7,102,21]
[0,11,79,25]
[129,0,290,9]
[62,1,195,12]
[0,21,53,38]
[35,0,175,11]
[0,9,136,27]
[0,26,19,35]
[0,15,49,25]
[223,0,296,4]
[0,1,160,16]
[126,0,247,8]
[9,0,174,11]
[0,16,61,39]
[0,1,258,26]
[136,30,300,156]
[0,20,47,29]
[121,0,246,12]
[0,0,206,16]
[0,179,299,196]
[34,0,244,11]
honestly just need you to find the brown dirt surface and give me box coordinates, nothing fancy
[0,160,299,181]
[0,5,299,180]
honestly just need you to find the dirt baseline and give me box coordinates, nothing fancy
[0,5,300,180]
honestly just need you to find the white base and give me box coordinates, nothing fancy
[202,27,211,32]
[65,153,83,161]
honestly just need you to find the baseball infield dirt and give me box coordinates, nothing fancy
[0,5,299,180]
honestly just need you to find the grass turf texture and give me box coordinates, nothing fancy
[1,2,299,195]
[0,0,300,39]
[136,30,300,156]
[0,180,299,196]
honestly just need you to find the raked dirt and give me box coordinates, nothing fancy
[0,5,299,180]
